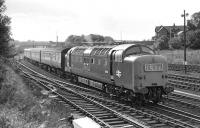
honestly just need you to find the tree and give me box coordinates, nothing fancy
[104,36,114,44]
[0,1,15,58]
[89,34,104,42]
[156,35,169,50]
[168,37,182,49]
[188,29,200,49]
[65,35,86,46]
[65,34,115,46]
[0,0,14,58]
[190,11,200,29]
[187,20,197,31]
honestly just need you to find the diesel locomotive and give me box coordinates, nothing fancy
[24,44,173,103]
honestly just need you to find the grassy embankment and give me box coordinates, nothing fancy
[160,50,200,65]
[0,59,72,128]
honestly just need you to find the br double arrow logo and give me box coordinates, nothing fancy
[116,70,121,78]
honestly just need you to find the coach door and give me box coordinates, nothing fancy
[112,50,123,86]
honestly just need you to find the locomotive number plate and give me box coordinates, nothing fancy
[144,63,163,71]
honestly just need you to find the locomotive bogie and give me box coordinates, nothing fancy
[78,76,103,90]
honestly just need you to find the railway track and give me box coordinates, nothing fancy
[17,60,200,127]
[16,61,148,128]
[168,73,200,83]
[168,73,200,92]
[146,104,200,127]
[84,93,200,128]
[164,92,200,116]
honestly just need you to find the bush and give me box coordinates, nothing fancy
[0,83,16,104]
[0,60,72,127]
[169,37,182,49]
[156,35,169,50]
[0,117,11,128]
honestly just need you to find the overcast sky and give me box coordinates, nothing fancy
[6,0,200,41]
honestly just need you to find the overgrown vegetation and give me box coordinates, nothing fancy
[0,59,72,128]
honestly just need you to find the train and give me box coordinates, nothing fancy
[24,44,173,104]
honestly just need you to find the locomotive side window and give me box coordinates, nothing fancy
[104,59,108,66]
[83,58,90,63]
[91,58,94,64]
[98,59,101,65]
[80,57,83,62]
[141,46,155,54]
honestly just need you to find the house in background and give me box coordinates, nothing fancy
[153,24,184,40]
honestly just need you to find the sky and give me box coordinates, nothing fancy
[5,0,200,42]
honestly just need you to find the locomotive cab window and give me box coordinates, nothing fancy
[125,46,140,56]
[140,46,155,54]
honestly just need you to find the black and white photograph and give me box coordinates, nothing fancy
[1,0,200,127]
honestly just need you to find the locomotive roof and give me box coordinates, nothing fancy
[71,44,138,56]
[111,44,137,51]
[74,44,136,50]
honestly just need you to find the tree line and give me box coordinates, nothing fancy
[64,34,115,47]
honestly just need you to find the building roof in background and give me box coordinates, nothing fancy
[155,24,184,33]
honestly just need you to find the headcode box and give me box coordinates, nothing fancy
[73,117,101,128]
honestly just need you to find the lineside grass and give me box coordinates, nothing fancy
[0,59,72,128]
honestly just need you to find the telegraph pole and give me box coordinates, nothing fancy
[181,10,188,74]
